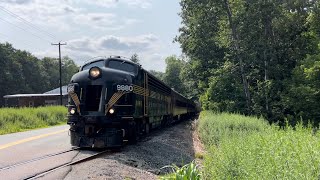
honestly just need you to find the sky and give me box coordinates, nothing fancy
[0,0,182,72]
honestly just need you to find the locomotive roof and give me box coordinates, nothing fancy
[81,56,139,68]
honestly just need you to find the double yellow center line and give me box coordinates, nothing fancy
[0,129,68,150]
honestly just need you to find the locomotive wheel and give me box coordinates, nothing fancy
[128,121,138,144]
[128,130,137,144]
[145,123,150,134]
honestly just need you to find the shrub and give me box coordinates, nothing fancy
[161,161,201,180]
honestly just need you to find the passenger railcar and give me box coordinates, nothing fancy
[67,56,198,148]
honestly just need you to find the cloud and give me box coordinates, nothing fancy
[98,34,158,51]
[1,0,32,4]
[74,13,116,27]
[0,0,81,32]
[73,12,140,30]
[56,34,167,71]
[82,0,118,8]
[65,34,158,53]
[34,33,177,72]
[63,6,78,13]
[65,37,96,53]
[82,0,151,9]
[0,0,79,16]
[0,0,142,33]
[99,36,131,50]
[1,0,172,72]
[125,0,151,9]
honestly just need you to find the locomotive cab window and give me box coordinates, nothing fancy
[82,60,105,71]
[108,60,137,74]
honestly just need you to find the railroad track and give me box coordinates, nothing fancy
[0,147,114,180]
[24,149,112,180]
[0,147,80,172]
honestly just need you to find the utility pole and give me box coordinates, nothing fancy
[51,42,67,105]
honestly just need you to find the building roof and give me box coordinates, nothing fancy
[3,94,65,98]
[3,86,68,99]
[44,85,68,95]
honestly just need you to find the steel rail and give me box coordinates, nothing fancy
[24,149,112,180]
[0,147,80,171]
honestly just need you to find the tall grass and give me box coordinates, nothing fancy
[198,111,270,146]
[0,106,67,135]
[199,111,320,179]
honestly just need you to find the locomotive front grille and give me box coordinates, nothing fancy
[85,85,102,111]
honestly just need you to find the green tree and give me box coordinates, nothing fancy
[163,56,186,94]
[61,56,79,85]
[40,56,79,91]
[180,59,201,100]
[149,70,164,81]
[282,54,320,126]
[200,61,246,112]
[0,42,79,106]
[130,53,140,64]
[40,57,60,91]
[177,0,320,123]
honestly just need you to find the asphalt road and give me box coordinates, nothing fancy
[0,125,78,180]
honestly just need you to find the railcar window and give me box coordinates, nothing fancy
[108,60,136,74]
[82,60,105,71]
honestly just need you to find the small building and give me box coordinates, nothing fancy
[3,86,68,107]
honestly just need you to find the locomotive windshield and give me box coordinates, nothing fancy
[82,60,105,71]
[108,60,137,74]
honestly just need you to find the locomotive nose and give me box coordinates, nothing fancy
[68,67,134,115]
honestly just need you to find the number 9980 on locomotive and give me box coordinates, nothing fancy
[67,56,198,148]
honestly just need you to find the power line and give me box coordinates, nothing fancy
[0,32,35,47]
[0,16,52,43]
[0,6,57,40]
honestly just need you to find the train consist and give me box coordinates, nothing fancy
[67,56,199,148]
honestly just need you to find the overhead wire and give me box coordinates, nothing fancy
[0,32,35,49]
[0,6,57,41]
[0,16,52,43]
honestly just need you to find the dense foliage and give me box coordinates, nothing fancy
[0,42,79,106]
[175,0,320,125]
[0,106,67,134]
[150,55,199,100]
[198,111,320,179]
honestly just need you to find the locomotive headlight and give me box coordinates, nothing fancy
[109,108,115,114]
[70,108,76,115]
[89,67,101,79]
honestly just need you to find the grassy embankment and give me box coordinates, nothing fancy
[0,106,67,135]
[198,111,320,179]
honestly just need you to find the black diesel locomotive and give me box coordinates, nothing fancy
[67,56,198,148]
